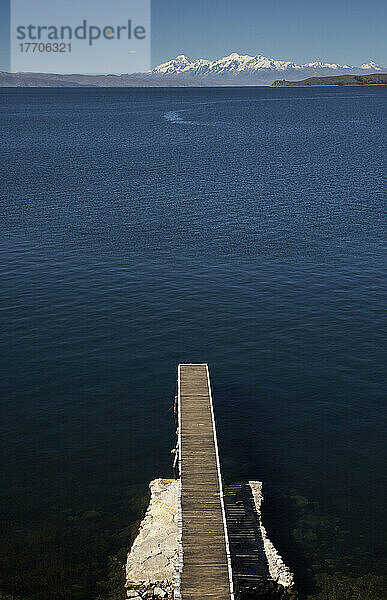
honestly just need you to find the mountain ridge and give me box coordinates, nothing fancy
[0,52,384,87]
[149,52,383,85]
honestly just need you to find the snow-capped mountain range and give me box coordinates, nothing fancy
[149,52,383,85]
[1,52,383,88]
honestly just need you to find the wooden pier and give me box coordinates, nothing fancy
[176,364,234,600]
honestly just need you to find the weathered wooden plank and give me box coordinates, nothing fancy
[178,364,234,600]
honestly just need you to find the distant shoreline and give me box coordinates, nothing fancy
[271,73,387,87]
[1,83,386,90]
[1,70,386,88]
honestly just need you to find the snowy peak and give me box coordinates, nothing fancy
[174,55,191,64]
[153,54,199,74]
[360,60,382,70]
[304,61,340,69]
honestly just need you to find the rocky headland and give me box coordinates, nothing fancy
[271,73,387,86]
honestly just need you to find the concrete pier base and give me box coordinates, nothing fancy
[125,479,295,599]
[225,482,295,599]
[125,479,178,599]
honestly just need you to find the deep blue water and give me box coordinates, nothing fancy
[0,86,386,599]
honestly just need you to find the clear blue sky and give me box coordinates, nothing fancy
[152,0,386,67]
[1,0,386,72]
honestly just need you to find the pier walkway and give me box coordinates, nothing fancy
[177,364,234,600]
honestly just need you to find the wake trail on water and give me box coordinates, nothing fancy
[163,94,376,125]
[164,110,193,124]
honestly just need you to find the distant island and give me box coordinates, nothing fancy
[271,73,387,86]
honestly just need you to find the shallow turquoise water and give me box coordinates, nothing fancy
[0,86,386,599]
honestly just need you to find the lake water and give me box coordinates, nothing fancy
[0,86,386,600]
